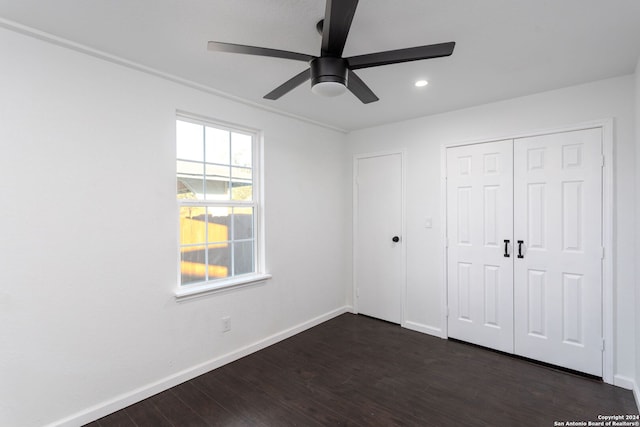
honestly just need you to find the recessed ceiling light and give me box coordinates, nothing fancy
[415,80,429,87]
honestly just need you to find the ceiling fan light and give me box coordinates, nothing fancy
[312,81,347,97]
[310,57,348,97]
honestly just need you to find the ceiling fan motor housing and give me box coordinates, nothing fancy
[310,57,348,87]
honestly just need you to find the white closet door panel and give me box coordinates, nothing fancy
[355,153,403,324]
[447,140,514,353]
[513,128,603,376]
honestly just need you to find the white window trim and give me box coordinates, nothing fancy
[175,273,272,301]
[174,111,268,301]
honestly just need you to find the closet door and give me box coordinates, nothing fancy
[446,140,514,353]
[513,128,603,376]
[354,152,403,324]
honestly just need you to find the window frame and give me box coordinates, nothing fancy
[174,112,270,301]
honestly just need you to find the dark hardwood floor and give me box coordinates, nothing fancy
[87,314,638,426]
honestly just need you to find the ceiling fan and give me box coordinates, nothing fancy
[207,0,455,104]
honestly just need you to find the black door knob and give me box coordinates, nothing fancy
[392,236,400,243]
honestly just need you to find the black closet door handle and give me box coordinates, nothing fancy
[503,240,510,257]
[517,240,524,258]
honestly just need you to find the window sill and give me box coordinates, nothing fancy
[174,273,272,301]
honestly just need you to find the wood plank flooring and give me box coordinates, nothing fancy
[87,314,638,426]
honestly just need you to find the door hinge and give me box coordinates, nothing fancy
[601,247,605,260]
[601,155,605,168]
[445,306,449,318]
[356,287,359,298]
[601,338,605,352]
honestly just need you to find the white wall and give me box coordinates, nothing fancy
[347,75,637,383]
[635,57,640,407]
[0,27,349,426]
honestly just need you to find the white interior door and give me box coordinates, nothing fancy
[446,140,514,353]
[513,128,603,376]
[354,153,403,324]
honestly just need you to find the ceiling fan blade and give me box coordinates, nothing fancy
[208,41,315,62]
[321,0,359,57]
[264,68,311,100]
[347,41,455,70]
[347,70,379,104]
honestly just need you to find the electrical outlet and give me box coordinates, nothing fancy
[222,316,231,333]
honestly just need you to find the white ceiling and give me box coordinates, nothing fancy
[1,0,639,131]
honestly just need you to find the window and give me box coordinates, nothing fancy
[176,115,265,293]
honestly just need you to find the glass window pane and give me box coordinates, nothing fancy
[177,160,204,200]
[177,160,203,177]
[206,163,230,180]
[233,208,253,240]
[205,127,230,165]
[231,166,252,180]
[234,241,254,275]
[205,164,230,201]
[231,133,252,167]
[231,180,252,201]
[180,246,206,285]
[204,179,229,201]
[177,178,196,199]
[208,244,230,279]
[180,206,207,245]
[207,207,231,244]
[176,120,204,161]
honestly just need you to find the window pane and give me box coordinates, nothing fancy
[177,160,204,199]
[205,127,230,165]
[233,207,253,240]
[180,246,206,285]
[231,166,251,180]
[179,206,207,245]
[177,160,204,177]
[233,241,254,275]
[176,120,203,161]
[231,133,252,167]
[205,164,230,200]
[208,244,230,279]
[177,179,195,199]
[207,207,231,243]
[204,178,229,201]
[231,179,252,201]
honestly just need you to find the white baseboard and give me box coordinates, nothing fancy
[48,306,351,427]
[613,374,636,391]
[403,320,445,339]
[613,375,640,413]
